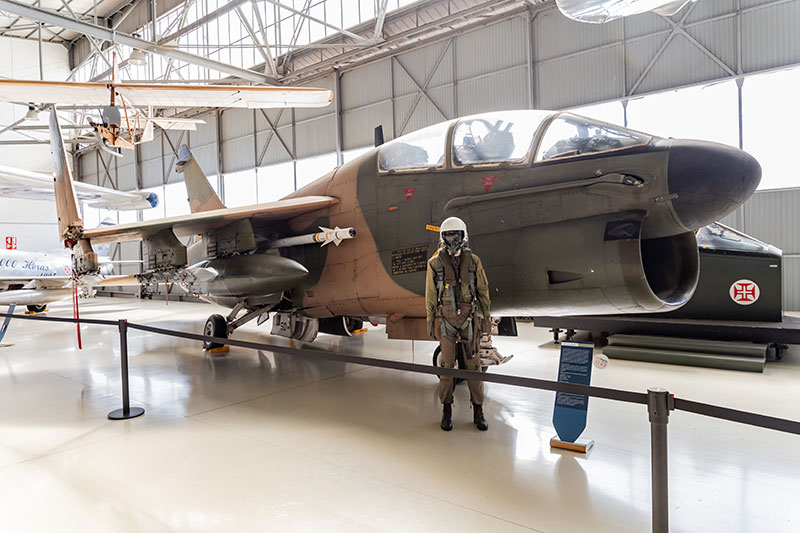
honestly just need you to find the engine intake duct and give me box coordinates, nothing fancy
[495,212,699,316]
[603,334,768,372]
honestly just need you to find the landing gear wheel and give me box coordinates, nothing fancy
[203,314,227,351]
[27,304,46,313]
[432,345,465,384]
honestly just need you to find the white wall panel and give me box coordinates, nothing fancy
[394,39,454,97]
[455,17,527,80]
[622,12,671,40]
[634,33,730,95]
[140,159,164,189]
[221,108,254,142]
[222,137,256,174]
[456,68,529,116]
[536,47,624,110]
[117,163,137,191]
[533,8,622,63]
[192,144,219,177]
[393,94,447,136]
[189,112,217,147]
[341,59,392,109]
[295,115,337,159]
[783,258,800,312]
[742,1,800,72]
[256,124,295,166]
[342,101,393,148]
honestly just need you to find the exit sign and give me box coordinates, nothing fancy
[5,237,16,250]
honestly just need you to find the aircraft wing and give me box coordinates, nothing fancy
[84,196,339,245]
[0,80,332,109]
[150,117,205,131]
[0,165,158,210]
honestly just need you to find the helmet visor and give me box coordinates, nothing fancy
[442,230,464,247]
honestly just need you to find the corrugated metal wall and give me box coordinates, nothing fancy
[720,190,800,311]
[71,0,800,305]
[533,0,800,109]
[77,0,800,180]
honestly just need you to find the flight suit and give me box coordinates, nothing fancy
[425,247,491,405]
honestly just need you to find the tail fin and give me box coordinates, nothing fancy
[49,107,98,272]
[176,144,225,213]
[49,107,83,244]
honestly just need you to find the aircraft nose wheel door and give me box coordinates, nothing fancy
[203,314,227,351]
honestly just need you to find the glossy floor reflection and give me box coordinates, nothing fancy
[1,298,800,532]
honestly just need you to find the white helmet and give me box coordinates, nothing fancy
[440,217,468,251]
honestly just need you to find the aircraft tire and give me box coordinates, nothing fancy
[203,314,227,351]
[27,304,46,313]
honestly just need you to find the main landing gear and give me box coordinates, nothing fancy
[26,304,47,314]
[203,301,271,354]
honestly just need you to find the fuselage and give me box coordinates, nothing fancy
[0,249,72,285]
[275,110,760,320]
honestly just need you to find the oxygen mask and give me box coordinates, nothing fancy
[442,230,465,255]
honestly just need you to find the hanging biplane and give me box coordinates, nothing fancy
[0,79,332,156]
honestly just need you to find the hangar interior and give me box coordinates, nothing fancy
[1,0,800,531]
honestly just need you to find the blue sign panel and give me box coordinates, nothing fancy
[553,340,594,443]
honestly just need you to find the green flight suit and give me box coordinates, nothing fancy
[425,246,491,405]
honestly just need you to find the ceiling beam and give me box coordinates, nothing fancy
[0,0,276,83]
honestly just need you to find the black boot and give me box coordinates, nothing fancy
[441,403,453,431]
[473,403,488,431]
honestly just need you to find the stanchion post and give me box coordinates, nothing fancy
[108,319,145,420]
[648,387,673,533]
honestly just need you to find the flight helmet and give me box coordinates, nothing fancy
[440,217,468,255]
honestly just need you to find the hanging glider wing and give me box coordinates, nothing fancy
[0,80,332,109]
[555,0,696,23]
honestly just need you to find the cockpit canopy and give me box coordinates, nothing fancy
[536,114,651,161]
[377,110,652,172]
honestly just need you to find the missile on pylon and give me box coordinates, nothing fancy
[270,227,356,249]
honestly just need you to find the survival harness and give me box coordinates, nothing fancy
[432,248,479,341]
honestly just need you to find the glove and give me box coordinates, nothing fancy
[428,320,436,340]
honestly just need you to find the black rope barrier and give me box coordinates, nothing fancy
[2,310,800,436]
[673,398,800,434]
[0,311,117,327]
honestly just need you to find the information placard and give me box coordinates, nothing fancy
[552,340,594,443]
[391,245,428,275]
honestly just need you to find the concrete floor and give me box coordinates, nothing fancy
[1,298,799,532]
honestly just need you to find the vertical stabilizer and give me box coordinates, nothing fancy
[49,107,98,272]
[176,144,226,213]
[49,107,83,244]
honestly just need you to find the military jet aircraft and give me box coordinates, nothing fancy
[0,248,109,312]
[47,106,760,350]
[0,218,127,312]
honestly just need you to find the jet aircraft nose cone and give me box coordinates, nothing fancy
[667,140,761,229]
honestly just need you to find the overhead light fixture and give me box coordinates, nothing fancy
[129,34,148,66]
[24,105,38,121]
[129,48,147,67]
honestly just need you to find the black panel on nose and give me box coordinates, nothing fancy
[667,140,761,230]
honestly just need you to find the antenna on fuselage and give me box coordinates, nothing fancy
[374,125,384,147]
